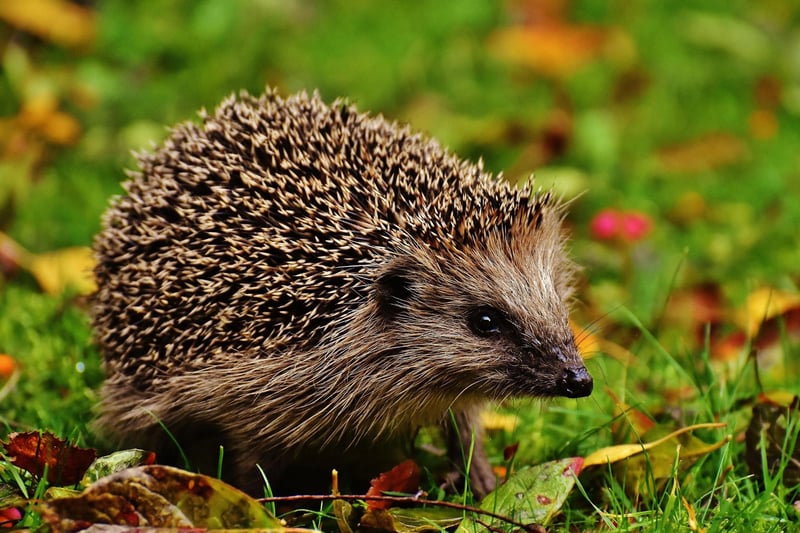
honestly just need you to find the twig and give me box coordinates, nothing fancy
[260,493,544,532]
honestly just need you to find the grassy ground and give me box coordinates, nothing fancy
[1,0,799,530]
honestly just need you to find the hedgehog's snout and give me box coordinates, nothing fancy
[557,365,593,398]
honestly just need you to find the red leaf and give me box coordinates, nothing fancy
[365,459,421,510]
[4,431,97,485]
[503,442,520,462]
[0,508,22,528]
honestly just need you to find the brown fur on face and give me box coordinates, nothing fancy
[92,88,591,497]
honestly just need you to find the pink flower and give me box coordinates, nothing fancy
[589,208,653,242]
[590,209,621,240]
[620,211,653,241]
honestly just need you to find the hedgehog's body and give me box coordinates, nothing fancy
[93,89,592,496]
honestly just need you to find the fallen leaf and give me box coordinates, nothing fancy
[0,483,25,509]
[487,24,607,78]
[366,459,421,510]
[39,111,82,145]
[503,442,520,462]
[0,233,95,294]
[745,396,800,487]
[14,91,82,145]
[583,422,727,467]
[656,133,747,173]
[361,507,462,533]
[0,0,95,48]
[333,498,356,533]
[709,329,747,363]
[37,465,284,531]
[613,427,731,498]
[4,431,97,485]
[481,411,520,432]
[0,507,22,528]
[456,457,584,531]
[81,449,158,485]
[27,246,96,295]
[734,288,800,337]
[664,284,725,332]
[668,191,708,225]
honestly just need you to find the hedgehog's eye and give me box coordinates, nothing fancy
[468,306,505,337]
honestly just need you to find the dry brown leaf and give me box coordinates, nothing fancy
[745,397,800,487]
[0,0,95,48]
[657,133,747,173]
[664,284,725,331]
[38,465,285,532]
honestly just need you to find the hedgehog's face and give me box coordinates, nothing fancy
[372,237,592,402]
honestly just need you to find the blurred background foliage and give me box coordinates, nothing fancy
[0,0,799,454]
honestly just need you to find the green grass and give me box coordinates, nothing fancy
[1,0,799,530]
[0,285,101,441]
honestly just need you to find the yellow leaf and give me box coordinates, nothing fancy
[40,111,81,145]
[18,93,60,130]
[28,246,96,295]
[481,410,520,432]
[0,0,95,48]
[759,390,799,406]
[735,287,800,336]
[583,422,727,467]
[17,92,82,145]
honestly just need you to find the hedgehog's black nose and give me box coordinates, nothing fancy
[558,366,593,398]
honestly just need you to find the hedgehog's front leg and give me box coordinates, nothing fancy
[445,406,496,499]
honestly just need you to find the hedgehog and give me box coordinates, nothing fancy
[91,88,593,497]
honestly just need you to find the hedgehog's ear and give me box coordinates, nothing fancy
[374,257,415,320]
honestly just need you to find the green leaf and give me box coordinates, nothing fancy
[456,457,583,532]
[80,449,156,485]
